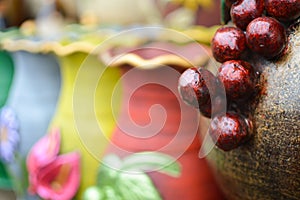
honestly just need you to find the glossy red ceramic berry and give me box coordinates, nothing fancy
[246,17,287,59]
[178,67,218,109]
[217,60,256,101]
[212,27,246,63]
[265,0,300,22]
[225,0,238,7]
[209,112,252,151]
[198,101,212,118]
[199,95,227,118]
[231,0,264,30]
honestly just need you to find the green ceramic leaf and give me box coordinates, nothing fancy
[121,152,181,177]
[0,51,14,189]
[97,155,122,186]
[83,186,104,200]
[117,172,162,200]
[91,153,180,200]
[102,154,123,169]
[84,186,123,200]
[0,51,14,107]
[103,186,122,200]
[221,0,231,25]
[0,162,12,189]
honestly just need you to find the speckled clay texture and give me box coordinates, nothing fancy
[206,25,300,200]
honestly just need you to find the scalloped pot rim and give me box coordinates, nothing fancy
[100,41,211,69]
[0,25,217,68]
[105,53,195,69]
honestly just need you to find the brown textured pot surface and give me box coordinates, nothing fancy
[204,26,300,199]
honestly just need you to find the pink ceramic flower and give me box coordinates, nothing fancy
[27,129,81,199]
[27,128,60,172]
[27,128,61,193]
[35,152,81,200]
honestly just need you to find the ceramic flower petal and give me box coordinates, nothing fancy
[36,152,81,200]
[27,128,60,173]
[0,107,20,163]
[27,128,60,193]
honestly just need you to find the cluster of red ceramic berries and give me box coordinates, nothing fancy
[179,37,259,151]
[178,61,256,151]
[178,67,219,118]
[222,0,300,60]
[210,0,299,151]
[213,17,287,61]
[211,59,258,151]
[179,65,257,151]
[179,0,299,151]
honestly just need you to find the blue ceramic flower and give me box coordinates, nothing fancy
[0,107,20,163]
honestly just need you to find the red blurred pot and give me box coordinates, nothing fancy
[105,64,224,200]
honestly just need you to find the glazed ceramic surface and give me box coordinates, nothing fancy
[6,52,61,156]
[105,65,224,200]
[0,51,14,189]
[49,52,122,198]
[0,25,225,199]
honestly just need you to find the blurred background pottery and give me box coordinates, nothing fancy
[49,51,122,198]
[0,0,225,197]
[105,66,224,200]
[6,51,61,157]
[102,41,224,200]
[0,26,124,198]
[19,0,221,29]
[0,49,60,199]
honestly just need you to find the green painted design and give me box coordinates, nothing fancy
[84,153,181,200]
[221,0,231,25]
[0,51,14,107]
[0,51,14,189]
[0,162,12,189]
[50,52,122,198]
[0,28,22,41]
[122,152,181,177]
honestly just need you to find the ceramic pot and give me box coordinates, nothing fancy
[203,26,300,200]
[0,51,61,199]
[5,51,61,157]
[0,25,224,199]
[49,52,122,198]
[105,65,224,200]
